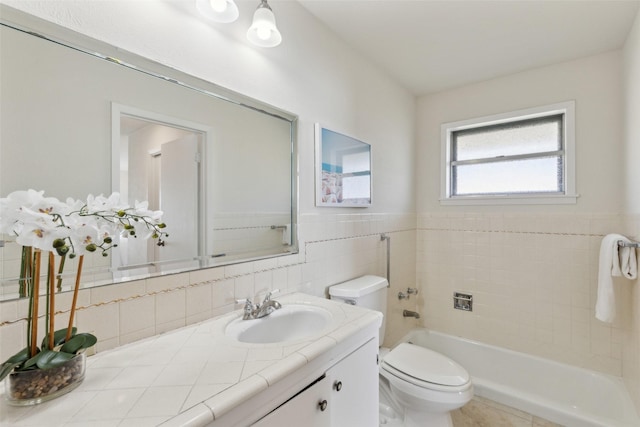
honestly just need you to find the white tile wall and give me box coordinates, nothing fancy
[417,212,630,376]
[1,210,637,410]
[623,214,640,412]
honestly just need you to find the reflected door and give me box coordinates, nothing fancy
[159,135,200,264]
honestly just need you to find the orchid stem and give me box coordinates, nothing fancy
[48,252,55,350]
[56,254,66,292]
[25,248,33,354]
[66,255,84,343]
[19,246,31,297]
[30,250,42,358]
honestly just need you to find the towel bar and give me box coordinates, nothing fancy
[617,240,640,248]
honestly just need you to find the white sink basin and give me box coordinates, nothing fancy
[225,304,332,344]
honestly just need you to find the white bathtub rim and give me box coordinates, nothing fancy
[399,328,640,427]
[473,378,637,427]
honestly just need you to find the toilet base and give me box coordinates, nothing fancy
[379,387,454,427]
[378,404,454,427]
[379,401,403,426]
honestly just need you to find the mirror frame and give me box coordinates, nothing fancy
[0,5,299,299]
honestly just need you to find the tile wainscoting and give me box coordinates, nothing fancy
[0,212,417,360]
[417,212,633,378]
[622,215,640,417]
[1,210,639,417]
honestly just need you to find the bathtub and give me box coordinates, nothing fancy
[402,329,640,427]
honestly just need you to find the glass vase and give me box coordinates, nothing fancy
[4,352,86,406]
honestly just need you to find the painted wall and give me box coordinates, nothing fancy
[0,0,417,360]
[416,51,628,376]
[418,50,624,214]
[622,6,640,413]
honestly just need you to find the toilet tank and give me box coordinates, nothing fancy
[329,275,388,342]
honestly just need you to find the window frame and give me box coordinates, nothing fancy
[440,101,577,205]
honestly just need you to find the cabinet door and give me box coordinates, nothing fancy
[252,376,331,427]
[327,338,379,426]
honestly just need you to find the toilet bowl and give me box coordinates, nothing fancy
[379,343,473,427]
[329,276,473,427]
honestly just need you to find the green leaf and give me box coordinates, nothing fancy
[60,332,97,354]
[5,347,30,364]
[0,347,31,382]
[76,333,97,348]
[41,327,78,349]
[60,335,85,354]
[33,349,74,370]
[0,361,21,382]
[22,350,43,370]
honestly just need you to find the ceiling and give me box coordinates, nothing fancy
[296,0,640,96]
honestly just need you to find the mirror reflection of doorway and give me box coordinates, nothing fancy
[116,110,205,278]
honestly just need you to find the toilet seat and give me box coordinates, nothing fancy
[381,343,470,392]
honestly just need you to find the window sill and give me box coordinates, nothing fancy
[440,194,579,206]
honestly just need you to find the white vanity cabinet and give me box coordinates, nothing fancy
[251,375,331,426]
[252,338,379,426]
[327,338,378,426]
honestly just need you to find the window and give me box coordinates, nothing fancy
[441,101,577,205]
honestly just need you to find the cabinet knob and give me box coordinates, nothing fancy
[333,381,342,392]
[318,399,328,411]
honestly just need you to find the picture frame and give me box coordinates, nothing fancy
[315,123,371,207]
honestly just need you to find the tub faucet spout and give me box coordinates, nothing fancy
[403,310,420,319]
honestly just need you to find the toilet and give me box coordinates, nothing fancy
[329,275,473,427]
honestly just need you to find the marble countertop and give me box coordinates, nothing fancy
[0,293,382,427]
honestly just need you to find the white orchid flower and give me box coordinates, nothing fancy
[67,223,103,255]
[14,207,70,251]
[64,197,85,214]
[85,193,128,215]
[0,189,45,234]
[1,190,166,256]
[134,200,163,222]
[129,219,154,240]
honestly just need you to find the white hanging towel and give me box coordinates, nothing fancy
[596,234,638,323]
[282,224,291,245]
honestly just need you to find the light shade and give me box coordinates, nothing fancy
[196,0,239,23]
[247,0,282,48]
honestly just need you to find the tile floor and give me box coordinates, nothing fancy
[451,397,564,427]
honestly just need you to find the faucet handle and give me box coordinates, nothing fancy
[235,298,255,320]
[264,289,280,302]
[235,298,255,312]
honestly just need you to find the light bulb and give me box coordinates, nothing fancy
[209,0,227,13]
[196,0,239,23]
[256,26,271,41]
[247,1,282,47]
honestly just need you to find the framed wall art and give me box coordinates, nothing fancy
[315,123,371,207]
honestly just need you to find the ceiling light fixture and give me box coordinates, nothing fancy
[246,0,282,48]
[196,0,239,24]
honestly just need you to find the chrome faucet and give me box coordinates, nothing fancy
[235,289,282,320]
[255,290,282,318]
[237,298,255,320]
[403,309,420,319]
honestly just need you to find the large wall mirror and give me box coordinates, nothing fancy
[0,7,298,301]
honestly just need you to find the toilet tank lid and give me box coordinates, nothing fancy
[329,275,388,298]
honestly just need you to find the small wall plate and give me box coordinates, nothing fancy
[453,292,473,311]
